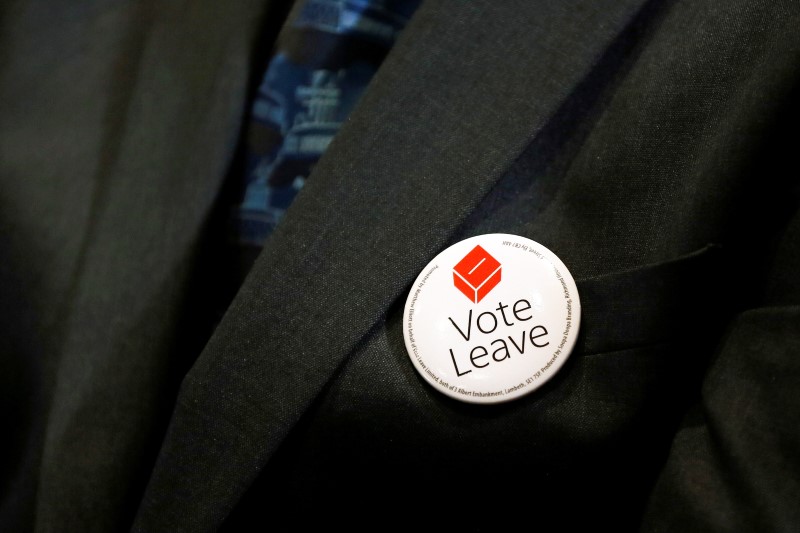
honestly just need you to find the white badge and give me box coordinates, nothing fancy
[403,234,581,404]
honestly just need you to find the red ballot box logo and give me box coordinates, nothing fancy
[453,245,502,304]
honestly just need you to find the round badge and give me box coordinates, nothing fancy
[403,233,581,404]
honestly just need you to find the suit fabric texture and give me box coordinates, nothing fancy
[0,0,798,531]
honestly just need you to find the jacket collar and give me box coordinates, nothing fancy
[135,0,654,528]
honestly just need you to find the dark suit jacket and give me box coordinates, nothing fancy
[1,0,798,531]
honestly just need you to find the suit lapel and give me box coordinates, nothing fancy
[135,0,653,529]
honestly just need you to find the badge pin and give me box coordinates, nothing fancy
[403,234,581,404]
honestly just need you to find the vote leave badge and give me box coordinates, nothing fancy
[403,234,581,404]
